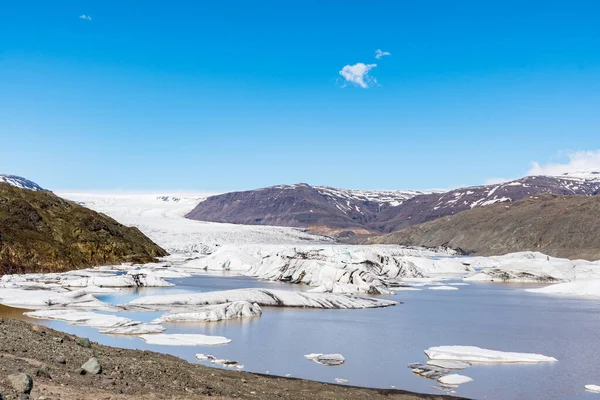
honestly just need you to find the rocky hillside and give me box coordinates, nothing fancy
[185,183,438,236]
[0,182,168,275]
[367,194,600,260]
[186,176,600,236]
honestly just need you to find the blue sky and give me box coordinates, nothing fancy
[1,1,599,191]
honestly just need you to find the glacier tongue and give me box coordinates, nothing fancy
[178,244,471,294]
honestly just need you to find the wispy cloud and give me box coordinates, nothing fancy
[79,14,92,21]
[528,150,600,176]
[339,63,377,88]
[375,49,391,59]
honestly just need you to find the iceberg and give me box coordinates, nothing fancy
[152,301,262,323]
[25,309,138,328]
[139,333,231,346]
[425,346,558,363]
[63,273,173,288]
[408,363,449,380]
[99,324,166,335]
[0,288,114,310]
[438,374,473,386]
[585,385,600,393]
[304,353,345,366]
[128,288,397,310]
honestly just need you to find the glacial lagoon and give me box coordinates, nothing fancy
[3,274,600,400]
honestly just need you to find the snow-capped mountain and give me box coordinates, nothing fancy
[0,174,45,191]
[186,176,600,236]
[374,174,600,232]
[185,183,443,233]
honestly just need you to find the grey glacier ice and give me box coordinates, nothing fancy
[304,353,345,366]
[152,301,262,323]
[127,288,397,309]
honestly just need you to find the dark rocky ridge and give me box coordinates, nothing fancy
[0,182,168,275]
[186,183,436,235]
[186,176,600,235]
[366,194,600,260]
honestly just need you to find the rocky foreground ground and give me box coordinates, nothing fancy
[0,318,466,400]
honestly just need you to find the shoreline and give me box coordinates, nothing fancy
[0,317,467,400]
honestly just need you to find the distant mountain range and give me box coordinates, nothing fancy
[0,174,45,191]
[366,194,600,260]
[185,183,440,236]
[186,175,600,236]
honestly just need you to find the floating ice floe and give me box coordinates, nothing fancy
[304,353,345,366]
[152,301,262,323]
[195,354,215,361]
[335,378,349,384]
[139,333,231,346]
[25,309,137,328]
[526,280,600,298]
[63,273,173,288]
[0,288,114,311]
[438,374,473,386]
[388,286,423,291]
[426,360,471,369]
[425,346,558,363]
[585,385,600,393]
[128,288,397,310]
[24,309,166,334]
[428,286,459,291]
[409,363,450,380]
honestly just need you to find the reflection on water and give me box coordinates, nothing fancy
[2,275,600,400]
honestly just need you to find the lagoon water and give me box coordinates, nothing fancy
[3,274,600,400]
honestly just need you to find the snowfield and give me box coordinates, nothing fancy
[57,192,333,253]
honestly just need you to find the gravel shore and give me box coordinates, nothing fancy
[0,318,466,400]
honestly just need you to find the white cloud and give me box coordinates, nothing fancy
[79,14,92,21]
[375,49,391,59]
[339,63,377,88]
[528,150,600,177]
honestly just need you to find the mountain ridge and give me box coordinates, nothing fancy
[185,175,600,236]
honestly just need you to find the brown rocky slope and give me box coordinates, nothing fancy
[0,183,167,275]
[366,194,600,260]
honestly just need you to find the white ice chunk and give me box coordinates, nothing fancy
[427,360,471,370]
[425,346,557,363]
[63,273,173,288]
[152,301,262,323]
[25,309,138,328]
[526,280,600,298]
[585,385,600,393]
[428,286,459,291]
[304,353,345,366]
[139,333,231,346]
[99,324,166,335]
[438,374,473,386]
